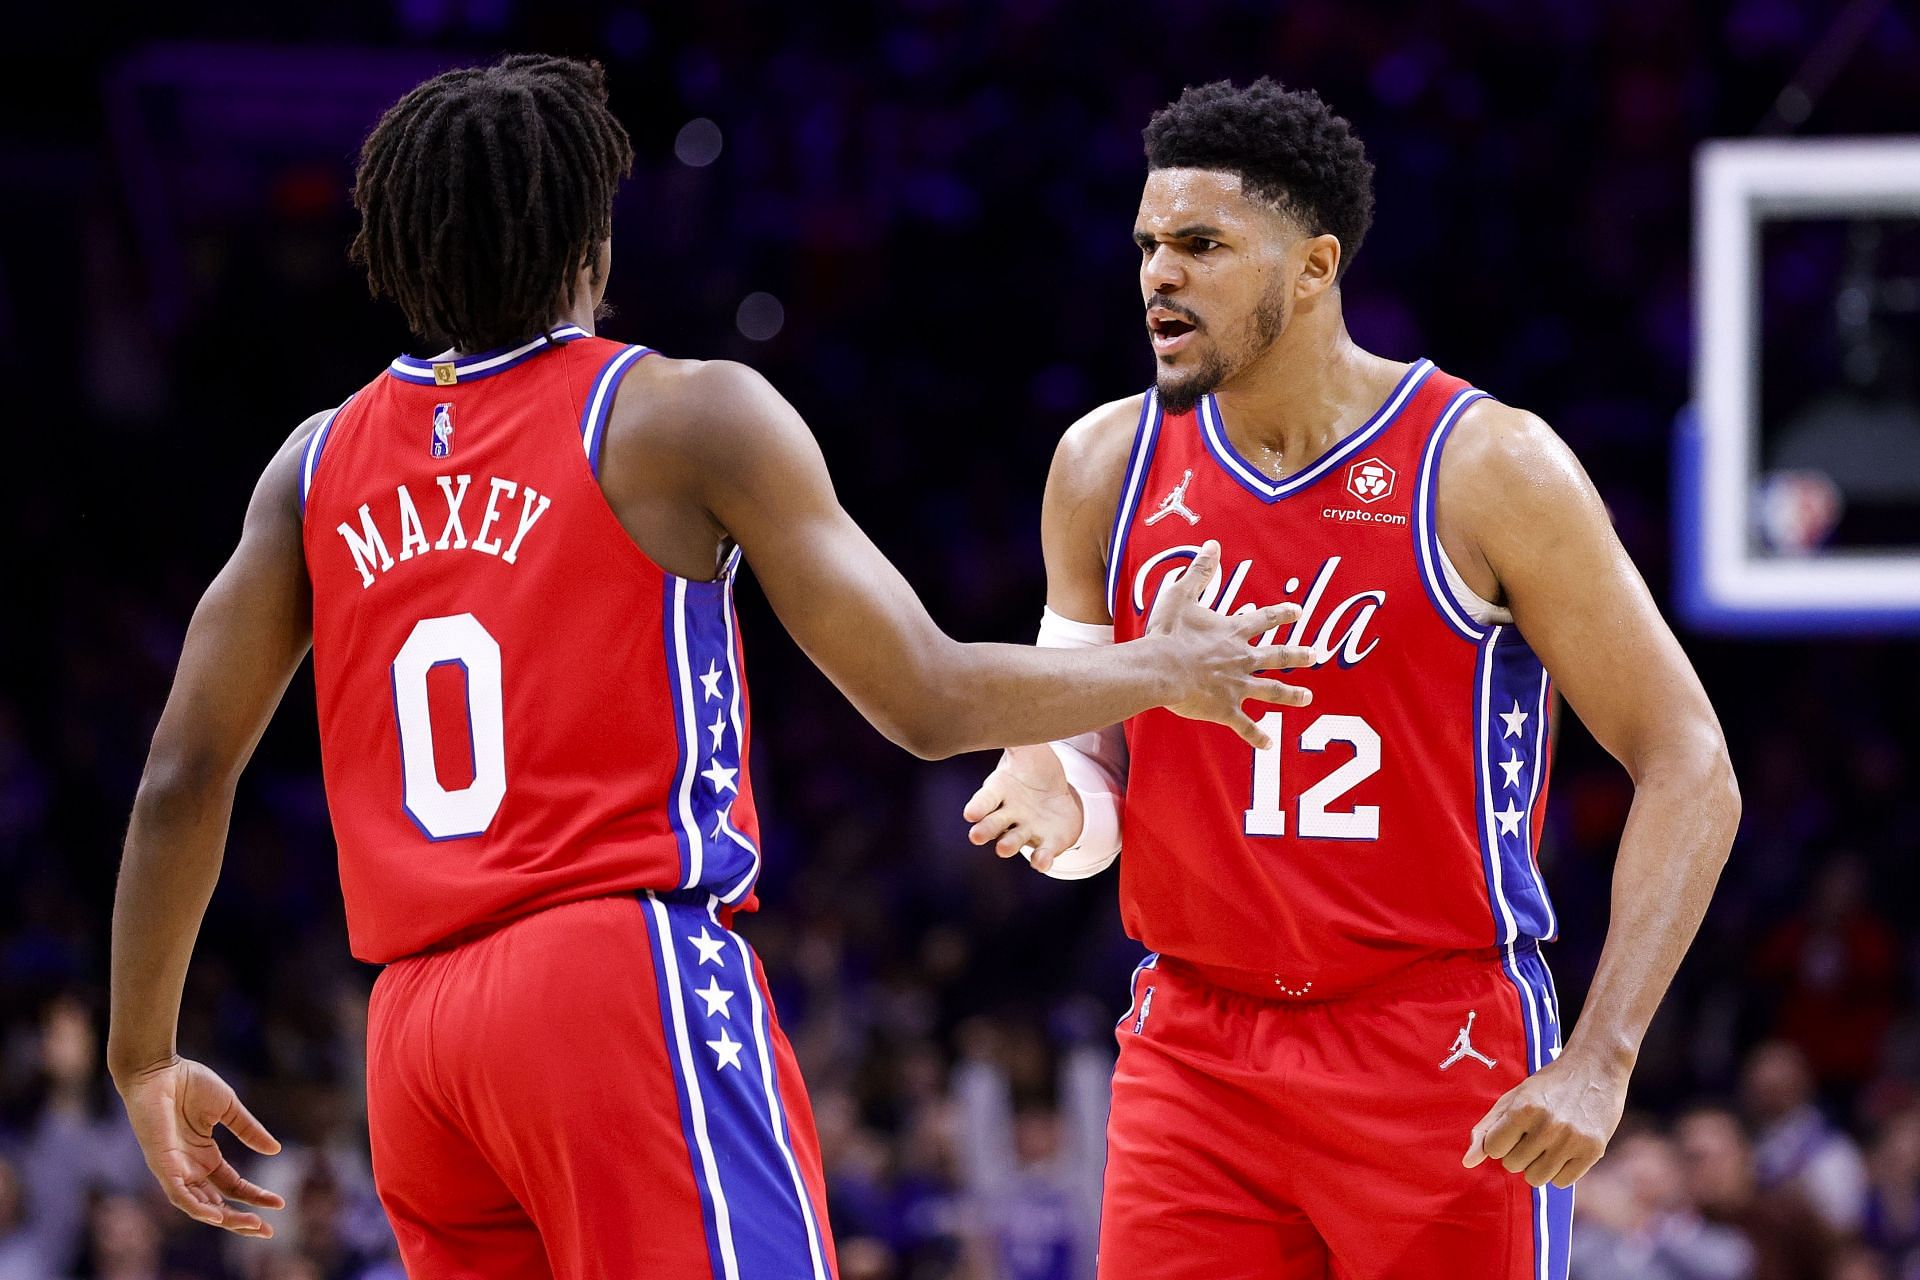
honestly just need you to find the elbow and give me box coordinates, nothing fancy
[132,751,235,829]
[1692,723,1741,832]
[868,639,974,760]
[1685,735,1742,865]
[878,709,966,761]
[1712,748,1742,845]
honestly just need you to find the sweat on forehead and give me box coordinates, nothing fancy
[1139,168,1311,235]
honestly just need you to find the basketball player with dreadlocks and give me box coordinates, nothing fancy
[105,57,1308,1279]
[962,81,1740,1277]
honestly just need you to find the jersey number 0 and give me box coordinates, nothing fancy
[391,613,508,840]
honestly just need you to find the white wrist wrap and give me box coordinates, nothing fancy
[1028,607,1127,880]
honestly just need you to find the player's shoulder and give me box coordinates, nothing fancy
[1443,396,1584,491]
[618,353,783,433]
[259,407,340,525]
[609,356,794,457]
[617,353,763,415]
[1440,394,1598,537]
[1050,392,1151,502]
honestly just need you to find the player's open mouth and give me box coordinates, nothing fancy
[1148,311,1198,354]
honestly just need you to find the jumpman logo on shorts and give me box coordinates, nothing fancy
[1439,1010,1497,1071]
[1145,469,1200,526]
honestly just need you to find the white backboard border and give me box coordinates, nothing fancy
[1682,137,1920,634]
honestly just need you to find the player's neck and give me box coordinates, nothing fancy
[552,292,599,338]
[445,299,599,359]
[1211,325,1396,474]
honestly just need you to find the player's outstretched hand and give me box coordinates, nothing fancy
[115,1055,285,1238]
[1145,539,1313,749]
[1462,1049,1627,1189]
[964,744,1083,872]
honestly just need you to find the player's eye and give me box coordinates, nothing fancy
[1189,238,1221,254]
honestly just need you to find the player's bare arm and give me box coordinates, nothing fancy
[1444,399,1741,1190]
[601,358,1311,759]
[962,395,1163,867]
[106,415,325,1238]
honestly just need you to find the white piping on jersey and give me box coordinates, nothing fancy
[389,325,589,380]
[1199,358,1433,500]
[1414,388,1493,639]
[1105,391,1161,619]
[579,344,653,461]
[298,397,354,513]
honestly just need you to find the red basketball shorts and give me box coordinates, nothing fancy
[365,892,838,1279]
[1098,945,1573,1280]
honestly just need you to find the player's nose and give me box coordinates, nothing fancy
[1141,244,1185,293]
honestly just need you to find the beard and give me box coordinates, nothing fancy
[1157,347,1230,414]
[1154,281,1289,414]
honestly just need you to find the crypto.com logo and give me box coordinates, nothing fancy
[1345,456,1396,504]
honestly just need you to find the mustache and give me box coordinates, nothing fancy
[1147,297,1203,328]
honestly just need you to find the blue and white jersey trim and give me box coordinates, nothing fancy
[661,551,761,901]
[1105,391,1163,621]
[640,893,831,1280]
[579,344,656,474]
[1499,943,1574,1280]
[385,325,589,385]
[1198,358,1434,503]
[298,396,355,516]
[1412,387,1494,641]
[1471,626,1558,946]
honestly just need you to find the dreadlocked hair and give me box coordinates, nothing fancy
[350,54,634,352]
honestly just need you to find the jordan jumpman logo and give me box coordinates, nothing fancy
[1440,1011,1498,1070]
[1146,469,1200,526]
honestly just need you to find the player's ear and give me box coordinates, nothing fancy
[1294,233,1341,300]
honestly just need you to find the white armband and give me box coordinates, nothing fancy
[1028,607,1128,879]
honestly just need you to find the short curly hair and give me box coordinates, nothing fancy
[1144,79,1374,280]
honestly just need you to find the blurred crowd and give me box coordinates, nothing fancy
[3,0,1919,1278]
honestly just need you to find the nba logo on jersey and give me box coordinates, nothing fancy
[431,403,454,458]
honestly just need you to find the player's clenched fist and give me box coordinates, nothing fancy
[115,1056,285,1238]
[1143,539,1315,749]
[1462,1049,1628,1188]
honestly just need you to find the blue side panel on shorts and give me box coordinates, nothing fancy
[639,892,830,1280]
[1500,944,1573,1280]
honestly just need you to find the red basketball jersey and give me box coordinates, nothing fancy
[301,328,763,963]
[1108,360,1557,995]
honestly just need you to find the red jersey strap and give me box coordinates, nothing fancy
[1408,374,1497,642]
[578,344,657,474]
[1105,390,1166,621]
[298,396,356,516]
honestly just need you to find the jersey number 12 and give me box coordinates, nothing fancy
[1243,712,1380,840]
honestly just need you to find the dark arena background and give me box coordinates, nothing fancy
[4,3,1920,1278]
